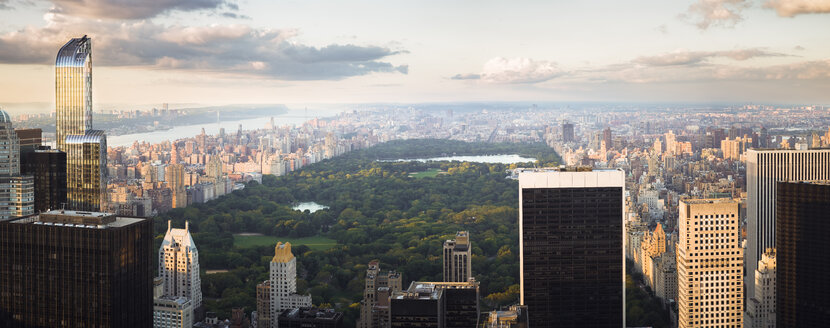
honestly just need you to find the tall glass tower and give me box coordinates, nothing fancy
[56,36,107,211]
[55,36,93,152]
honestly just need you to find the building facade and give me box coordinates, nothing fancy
[153,296,194,328]
[747,248,776,328]
[0,110,34,219]
[20,147,67,213]
[0,210,153,327]
[55,36,107,212]
[270,242,312,327]
[389,280,479,328]
[776,181,830,327]
[357,260,403,328]
[277,307,344,328]
[65,130,107,211]
[443,231,472,283]
[159,220,202,309]
[745,149,830,302]
[677,199,743,328]
[256,281,272,328]
[518,168,625,327]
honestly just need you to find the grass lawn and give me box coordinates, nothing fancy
[409,168,444,179]
[233,234,338,251]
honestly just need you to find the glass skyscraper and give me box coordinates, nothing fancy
[56,36,107,211]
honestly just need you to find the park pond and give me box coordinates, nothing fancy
[292,202,329,213]
[383,154,536,164]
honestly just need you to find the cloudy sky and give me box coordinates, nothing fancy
[0,0,829,110]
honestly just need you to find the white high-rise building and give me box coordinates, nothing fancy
[745,149,830,302]
[159,220,202,309]
[443,231,472,283]
[677,199,743,328]
[270,242,312,327]
[746,248,776,328]
[0,109,34,219]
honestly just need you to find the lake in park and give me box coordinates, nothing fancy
[292,202,329,213]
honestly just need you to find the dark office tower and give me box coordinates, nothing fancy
[20,146,67,212]
[776,181,830,327]
[562,122,575,143]
[603,127,612,149]
[389,280,479,328]
[0,210,153,327]
[518,168,625,328]
[14,128,42,154]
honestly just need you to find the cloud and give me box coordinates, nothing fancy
[765,0,830,17]
[681,0,750,30]
[454,57,561,84]
[794,45,805,51]
[633,48,787,66]
[0,14,407,80]
[586,56,830,84]
[48,0,238,19]
[0,0,10,10]
[450,73,481,80]
[453,48,821,87]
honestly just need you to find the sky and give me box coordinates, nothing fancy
[0,0,829,111]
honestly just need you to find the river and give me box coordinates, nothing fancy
[107,108,342,147]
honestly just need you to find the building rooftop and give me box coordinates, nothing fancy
[681,198,738,205]
[2,210,144,229]
[518,166,622,173]
[279,307,342,321]
[392,280,479,300]
[783,180,830,186]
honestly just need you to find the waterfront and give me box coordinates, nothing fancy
[107,108,341,147]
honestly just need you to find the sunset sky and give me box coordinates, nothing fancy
[1,0,829,111]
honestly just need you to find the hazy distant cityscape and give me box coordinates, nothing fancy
[3,0,830,327]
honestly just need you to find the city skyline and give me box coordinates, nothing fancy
[0,1,830,108]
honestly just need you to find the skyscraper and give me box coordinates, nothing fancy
[0,210,153,327]
[518,168,625,327]
[745,149,830,302]
[676,199,743,328]
[776,181,830,327]
[65,130,106,211]
[562,122,575,143]
[55,36,93,152]
[257,281,272,328]
[20,146,67,212]
[166,163,187,208]
[389,280,480,328]
[443,231,472,283]
[56,36,107,212]
[357,261,403,328]
[0,109,34,219]
[270,242,312,327]
[746,248,776,328]
[159,220,202,309]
